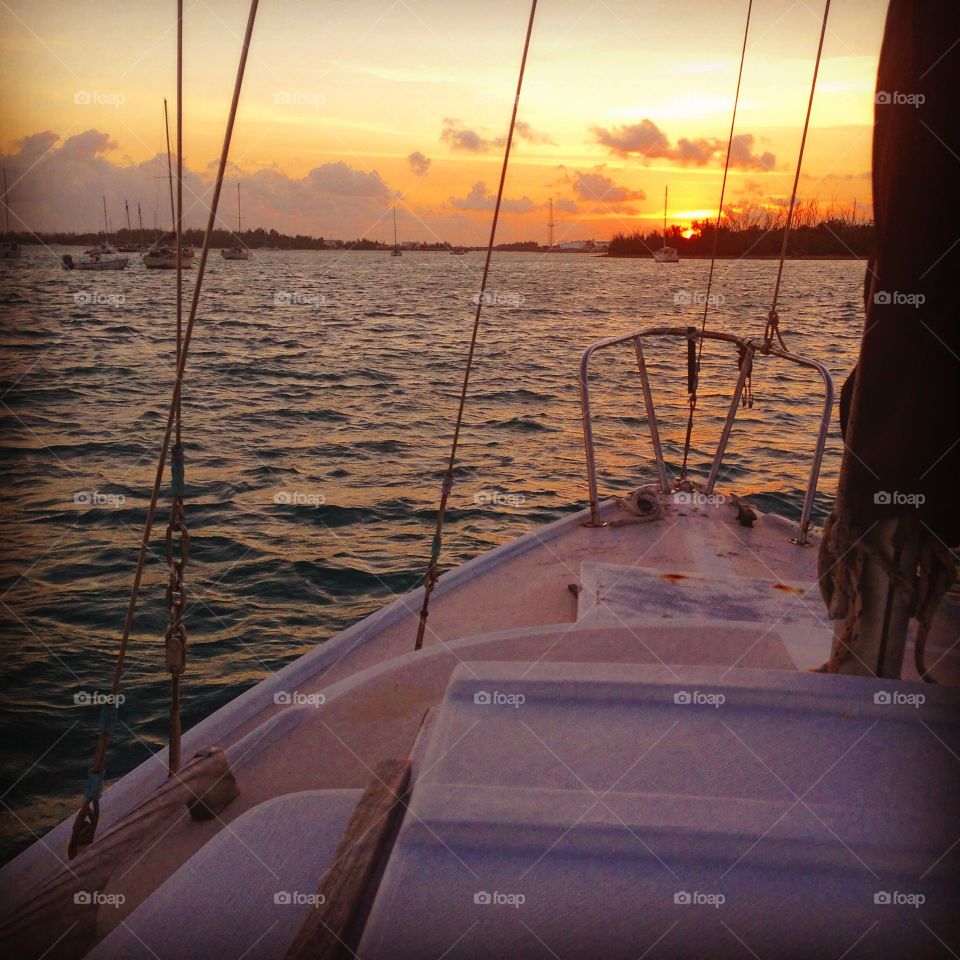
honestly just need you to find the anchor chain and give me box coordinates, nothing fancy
[164,442,190,774]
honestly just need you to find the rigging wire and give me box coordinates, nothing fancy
[679,0,754,482]
[765,0,832,349]
[165,0,187,775]
[680,0,832,481]
[414,0,539,651]
[68,0,261,859]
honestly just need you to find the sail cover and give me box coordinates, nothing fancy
[837,0,960,546]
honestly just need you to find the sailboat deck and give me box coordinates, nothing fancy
[4,494,957,947]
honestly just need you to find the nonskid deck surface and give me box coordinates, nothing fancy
[3,494,957,955]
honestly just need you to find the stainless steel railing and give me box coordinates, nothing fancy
[577,326,834,545]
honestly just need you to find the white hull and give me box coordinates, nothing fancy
[76,258,128,271]
[62,254,129,271]
[653,245,679,263]
[221,247,252,260]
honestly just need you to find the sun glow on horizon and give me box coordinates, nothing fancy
[0,0,887,242]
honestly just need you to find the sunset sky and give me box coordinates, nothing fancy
[0,0,887,245]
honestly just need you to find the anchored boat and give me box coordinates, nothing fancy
[63,198,130,270]
[142,240,195,269]
[143,99,195,270]
[221,183,252,260]
[1,2,958,959]
[1,168,22,261]
[652,185,679,263]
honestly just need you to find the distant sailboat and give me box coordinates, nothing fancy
[117,200,141,252]
[391,206,402,256]
[62,196,129,270]
[0,167,23,261]
[143,99,195,270]
[652,185,679,263]
[221,183,252,260]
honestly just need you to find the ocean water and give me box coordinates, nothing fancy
[0,249,864,861]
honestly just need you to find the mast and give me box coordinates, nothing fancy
[393,206,398,248]
[102,195,109,239]
[125,199,132,232]
[2,167,9,235]
[663,185,668,245]
[163,98,176,234]
[237,182,242,235]
[547,197,555,250]
[138,201,144,243]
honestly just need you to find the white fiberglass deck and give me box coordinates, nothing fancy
[2,493,957,958]
[361,661,960,959]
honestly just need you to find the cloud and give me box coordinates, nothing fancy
[449,181,535,213]
[514,121,555,145]
[572,169,645,203]
[440,117,554,153]
[0,129,397,236]
[554,197,579,214]
[728,134,776,171]
[306,161,391,197]
[407,151,432,176]
[440,118,502,153]
[592,119,776,170]
[13,131,60,163]
[592,119,672,158]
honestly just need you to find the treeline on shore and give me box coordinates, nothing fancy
[5,227,465,252]
[609,201,874,258]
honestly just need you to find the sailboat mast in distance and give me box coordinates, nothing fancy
[2,168,9,234]
[391,205,402,255]
[663,185,668,243]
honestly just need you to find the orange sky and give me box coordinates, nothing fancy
[0,0,888,243]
